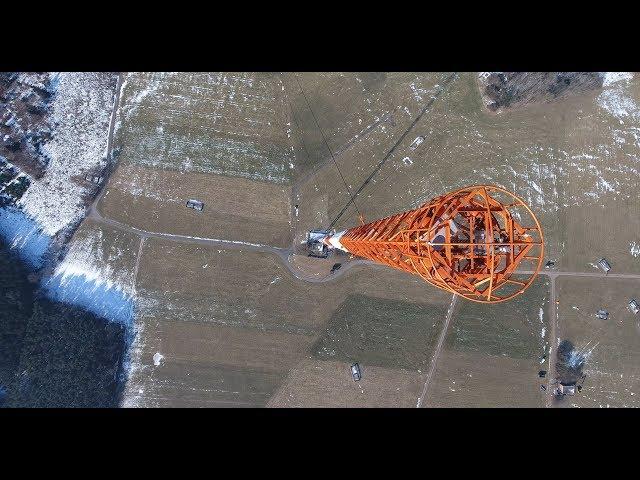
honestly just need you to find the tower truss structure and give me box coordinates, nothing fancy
[323,185,544,303]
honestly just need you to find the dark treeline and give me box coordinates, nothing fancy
[0,238,127,408]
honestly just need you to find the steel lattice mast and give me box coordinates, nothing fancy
[323,185,544,303]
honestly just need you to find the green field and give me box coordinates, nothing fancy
[313,293,448,370]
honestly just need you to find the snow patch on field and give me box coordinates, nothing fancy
[120,319,149,408]
[0,205,52,268]
[56,228,135,296]
[119,74,162,121]
[597,176,617,193]
[153,352,165,366]
[598,73,638,122]
[116,72,294,184]
[42,227,136,326]
[17,73,116,236]
[603,72,634,87]
[599,90,639,121]
[630,241,640,258]
[123,181,180,204]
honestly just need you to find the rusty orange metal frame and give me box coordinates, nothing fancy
[331,185,544,303]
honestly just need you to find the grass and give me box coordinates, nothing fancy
[313,293,447,370]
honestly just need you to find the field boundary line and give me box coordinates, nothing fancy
[416,294,457,408]
[545,275,558,407]
[133,236,146,286]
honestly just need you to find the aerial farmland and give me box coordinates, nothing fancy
[2,71,640,408]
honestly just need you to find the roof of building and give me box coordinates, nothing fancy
[558,383,576,395]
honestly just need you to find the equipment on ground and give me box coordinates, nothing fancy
[307,230,331,258]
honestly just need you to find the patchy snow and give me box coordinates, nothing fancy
[120,75,161,121]
[0,205,52,269]
[410,82,429,102]
[120,319,149,408]
[153,352,165,367]
[630,241,640,258]
[602,72,634,87]
[116,72,293,184]
[597,176,617,193]
[17,73,117,236]
[51,227,136,298]
[120,178,181,204]
[598,73,639,122]
[599,89,639,121]
[41,226,136,329]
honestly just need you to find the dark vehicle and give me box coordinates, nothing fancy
[350,363,362,382]
[330,263,342,274]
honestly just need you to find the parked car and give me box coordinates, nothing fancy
[350,363,362,382]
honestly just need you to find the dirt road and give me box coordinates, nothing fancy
[416,294,458,407]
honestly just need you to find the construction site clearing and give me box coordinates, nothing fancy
[7,71,640,408]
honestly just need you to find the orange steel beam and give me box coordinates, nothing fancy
[324,185,544,303]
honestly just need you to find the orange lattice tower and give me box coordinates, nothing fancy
[323,185,544,303]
